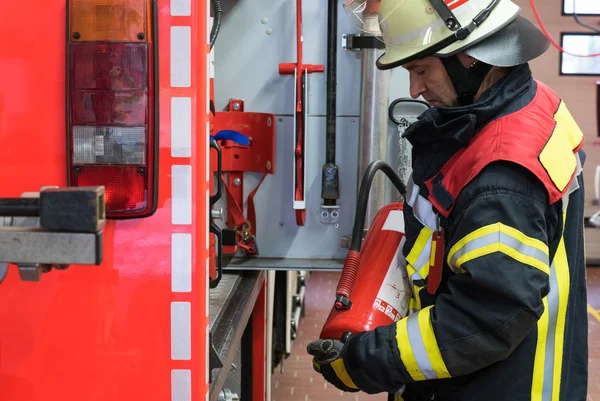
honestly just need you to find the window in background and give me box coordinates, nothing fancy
[560,33,600,75]
[563,0,600,16]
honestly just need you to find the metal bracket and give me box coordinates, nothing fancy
[342,34,385,51]
[320,205,340,225]
[0,186,105,282]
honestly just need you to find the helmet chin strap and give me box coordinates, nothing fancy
[440,55,492,106]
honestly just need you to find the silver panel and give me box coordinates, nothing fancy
[212,0,413,266]
[215,117,359,260]
[358,46,390,227]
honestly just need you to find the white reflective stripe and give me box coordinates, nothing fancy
[172,97,192,158]
[449,231,549,269]
[405,313,438,379]
[171,302,192,360]
[168,7,197,401]
[414,234,433,273]
[172,233,192,292]
[172,165,193,225]
[406,176,437,231]
[172,369,192,401]
[382,0,487,47]
[541,262,560,401]
[171,26,191,87]
[171,0,191,16]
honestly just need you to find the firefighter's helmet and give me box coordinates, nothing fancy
[343,0,550,70]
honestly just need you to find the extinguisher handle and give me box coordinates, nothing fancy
[209,137,224,289]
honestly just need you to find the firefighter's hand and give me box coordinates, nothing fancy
[306,339,360,393]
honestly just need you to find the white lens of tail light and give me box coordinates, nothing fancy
[72,126,146,165]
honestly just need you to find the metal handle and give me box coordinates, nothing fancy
[209,138,224,288]
[210,137,223,205]
[209,221,223,289]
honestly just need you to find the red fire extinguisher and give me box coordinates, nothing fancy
[320,160,411,341]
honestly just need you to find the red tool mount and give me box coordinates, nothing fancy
[210,99,276,259]
[279,0,324,226]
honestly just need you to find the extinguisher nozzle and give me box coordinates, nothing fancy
[334,295,352,310]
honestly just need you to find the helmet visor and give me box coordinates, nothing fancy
[343,0,458,50]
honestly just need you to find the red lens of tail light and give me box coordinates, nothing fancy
[66,0,157,218]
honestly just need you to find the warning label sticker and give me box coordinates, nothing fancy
[372,236,412,322]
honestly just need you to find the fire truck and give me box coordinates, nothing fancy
[2,0,580,400]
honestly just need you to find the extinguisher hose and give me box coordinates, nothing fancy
[350,160,407,251]
[335,160,407,309]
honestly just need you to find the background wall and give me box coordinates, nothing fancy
[512,0,600,259]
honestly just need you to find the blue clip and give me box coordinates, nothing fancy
[211,130,250,146]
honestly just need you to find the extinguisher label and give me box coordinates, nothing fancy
[372,236,412,322]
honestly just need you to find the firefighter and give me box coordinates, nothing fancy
[307,0,589,400]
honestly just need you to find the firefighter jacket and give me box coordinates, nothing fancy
[342,63,588,401]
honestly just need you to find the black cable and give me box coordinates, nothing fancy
[0,198,39,217]
[210,0,223,50]
[323,0,339,207]
[325,0,337,167]
[571,0,600,33]
[350,161,407,251]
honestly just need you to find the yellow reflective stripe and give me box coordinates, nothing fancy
[552,225,570,401]
[539,100,584,192]
[407,227,432,267]
[330,359,358,389]
[532,211,570,401]
[405,227,433,311]
[429,238,437,266]
[394,392,405,401]
[531,296,549,401]
[396,317,425,381]
[418,307,451,379]
[447,223,550,275]
[395,306,449,381]
[409,285,423,312]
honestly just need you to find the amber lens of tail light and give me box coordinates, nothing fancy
[69,0,152,43]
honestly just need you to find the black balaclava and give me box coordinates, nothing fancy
[440,54,492,106]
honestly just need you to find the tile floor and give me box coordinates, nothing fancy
[272,269,600,401]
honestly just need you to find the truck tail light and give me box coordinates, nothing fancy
[66,0,158,218]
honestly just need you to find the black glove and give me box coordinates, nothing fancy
[306,339,360,392]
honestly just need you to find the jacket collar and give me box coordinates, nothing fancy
[403,63,534,148]
[403,63,535,185]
